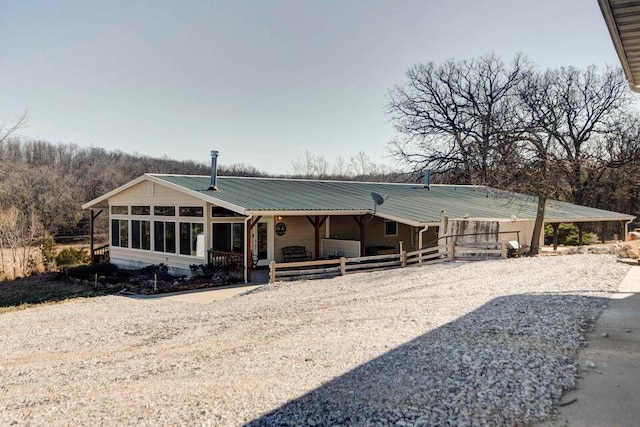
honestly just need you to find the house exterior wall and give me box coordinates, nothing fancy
[326,216,430,254]
[273,216,326,262]
[440,218,542,250]
[327,216,361,240]
[363,217,415,253]
[498,219,542,249]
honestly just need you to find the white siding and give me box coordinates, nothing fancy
[110,247,204,276]
[110,180,203,206]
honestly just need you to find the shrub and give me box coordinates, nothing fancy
[140,263,172,280]
[40,236,57,269]
[544,223,594,246]
[56,247,90,266]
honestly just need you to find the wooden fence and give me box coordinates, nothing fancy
[268,240,509,283]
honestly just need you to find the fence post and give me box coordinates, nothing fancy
[501,241,507,258]
[269,261,276,284]
[340,257,346,276]
[449,241,456,261]
[401,251,407,267]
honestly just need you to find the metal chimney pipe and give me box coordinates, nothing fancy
[209,150,219,190]
[423,170,431,190]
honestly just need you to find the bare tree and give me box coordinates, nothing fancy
[0,207,44,279]
[516,66,632,252]
[0,111,28,147]
[290,150,330,179]
[387,54,530,185]
[331,156,352,177]
[535,67,630,205]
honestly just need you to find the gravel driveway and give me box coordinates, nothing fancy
[0,255,629,426]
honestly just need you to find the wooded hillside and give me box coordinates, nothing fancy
[0,140,268,237]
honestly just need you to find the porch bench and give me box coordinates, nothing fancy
[282,246,312,262]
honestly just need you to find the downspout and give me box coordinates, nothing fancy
[418,225,429,263]
[244,214,253,284]
[625,219,633,241]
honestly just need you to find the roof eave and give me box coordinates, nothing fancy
[598,0,640,91]
[81,175,149,210]
[545,215,635,223]
[82,174,249,215]
[245,209,369,217]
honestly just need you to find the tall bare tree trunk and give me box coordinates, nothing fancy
[529,193,547,255]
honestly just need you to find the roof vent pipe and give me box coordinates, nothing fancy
[423,170,431,190]
[209,150,219,191]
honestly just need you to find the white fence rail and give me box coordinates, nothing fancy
[268,240,508,283]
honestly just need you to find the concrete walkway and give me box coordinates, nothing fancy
[130,283,264,304]
[541,265,640,427]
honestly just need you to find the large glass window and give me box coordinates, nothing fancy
[211,207,243,217]
[154,206,176,216]
[179,206,204,217]
[132,220,151,250]
[212,222,244,253]
[111,205,128,215]
[179,222,204,256]
[111,219,128,247]
[132,206,150,215]
[154,221,175,253]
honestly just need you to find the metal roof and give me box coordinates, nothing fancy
[599,0,640,92]
[148,175,634,226]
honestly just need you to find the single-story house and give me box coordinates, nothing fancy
[82,152,635,282]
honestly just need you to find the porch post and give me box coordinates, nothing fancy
[306,215,328,260]
[601,221,606,243]
[90,209,95,264]
[245,215,263,283]
[89,209,103,264]
[577,223,583,246]
[552,223,559,251]
[246,220,252,283]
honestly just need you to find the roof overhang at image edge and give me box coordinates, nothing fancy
[82,174,635,227]
[599,0,640,92]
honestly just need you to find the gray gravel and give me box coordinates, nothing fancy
[0,254,629,426]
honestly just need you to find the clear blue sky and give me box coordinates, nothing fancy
[0,0,621,174]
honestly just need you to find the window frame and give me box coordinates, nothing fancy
[131,219,151,250]
[384,220,398,237]
[154,220,176,253]
[111,218,129,247]
[179,222,204,256]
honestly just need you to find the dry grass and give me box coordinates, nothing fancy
[616,240,640,259]
[0,243,90,281]
[0,273,118,314]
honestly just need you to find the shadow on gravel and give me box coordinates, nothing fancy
[246,293,607,426]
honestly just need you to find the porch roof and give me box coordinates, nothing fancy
[146,174,634,226]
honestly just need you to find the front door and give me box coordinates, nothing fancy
[251,219,273,266]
